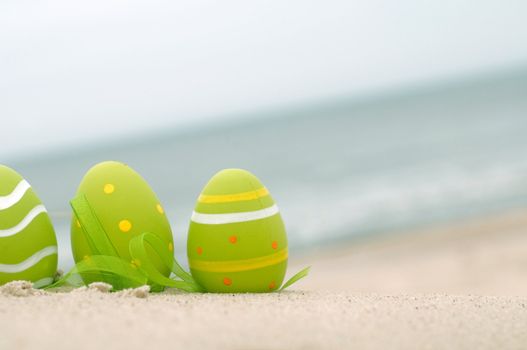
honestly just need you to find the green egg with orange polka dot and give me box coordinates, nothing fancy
[187,169,288,293]
[70,161,174,290]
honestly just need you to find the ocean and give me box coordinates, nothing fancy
[5,69,527,270]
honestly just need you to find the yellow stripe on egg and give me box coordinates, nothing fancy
[189,248,288,273]
[198,187,269,204]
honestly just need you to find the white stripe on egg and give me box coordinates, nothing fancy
[0,180,31,211]
[0,205,48,238]
[191,204,280,225]
[0,245,57,273]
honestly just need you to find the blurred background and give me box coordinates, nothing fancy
[1,0,527,272]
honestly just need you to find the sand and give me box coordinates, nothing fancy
[294,208,527,295]
[1,209,527,350]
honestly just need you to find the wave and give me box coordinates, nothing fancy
[0,245,57,273]
[0,180,31,211]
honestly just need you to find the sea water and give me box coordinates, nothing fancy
[6,70,527,270]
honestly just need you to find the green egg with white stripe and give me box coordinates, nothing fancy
[187,169,287,293]
[0,165,58,288]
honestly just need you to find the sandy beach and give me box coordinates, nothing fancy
[1,209,527,350]
[3,1,526,349]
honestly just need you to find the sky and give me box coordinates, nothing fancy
[1,0,527,160]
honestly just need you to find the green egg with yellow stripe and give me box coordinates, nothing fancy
[70,161,174,289]
[187,169,287,293]
[0,165,58,288]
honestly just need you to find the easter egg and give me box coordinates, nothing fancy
[0,165,58,287]
[187,169,287,292]
[70,161,174,289]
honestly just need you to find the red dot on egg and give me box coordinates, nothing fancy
[272,241,278,249]
[223,277,232,286]
[229,235,237,244]
[196,246,203,255]
[269,281,276,290]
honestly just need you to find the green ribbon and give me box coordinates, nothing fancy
[280,266,311,291]
[47,194,309,293]
[128,231,203,292]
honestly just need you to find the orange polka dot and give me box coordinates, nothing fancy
[196,246,203,255]
[156,204,164,214]
[223,277,232,286]
[269,281,276,290]
[229,235,237,244]
[119,220,132,232]
[272,241,278,249]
